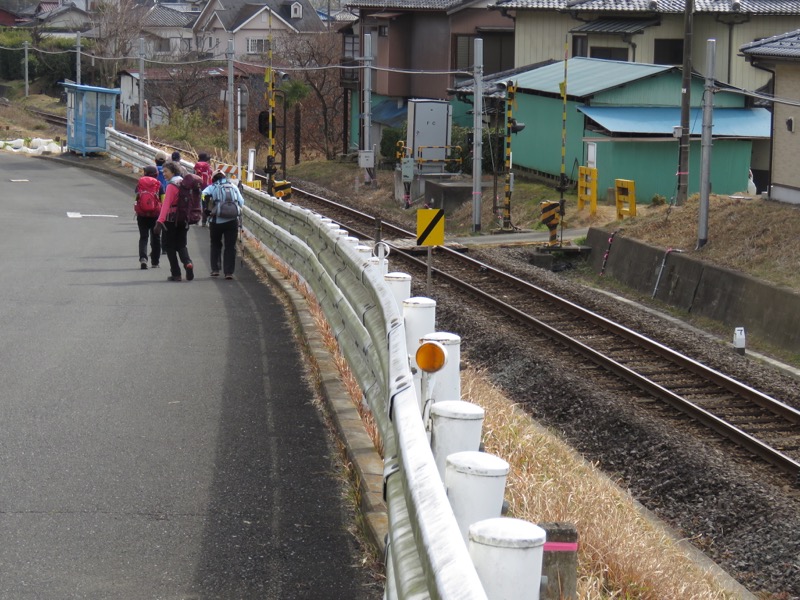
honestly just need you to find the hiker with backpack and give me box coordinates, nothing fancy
[202,171,245,280]
[194,152,213,227]
[154,161,202,282]
[154,151,168,196]
[134,165,163,269]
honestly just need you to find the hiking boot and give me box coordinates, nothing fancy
[151,263,160,268]
[167,275,182,282]
[140,258,148,270]
[211,271,220,277]
[224,274,234,280]
[184,262,194,281]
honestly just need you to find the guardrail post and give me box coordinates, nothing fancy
[403,297,436,410]
[468,517,547,600]
[419,332,461,405]
[445,451,509,542]
[430,401,484,481]
[539,522,578,600]
[385,272,412,313]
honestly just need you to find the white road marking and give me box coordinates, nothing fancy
[67,212,119,218]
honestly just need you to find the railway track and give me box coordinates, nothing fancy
[282,185,800,482]
[25,108,67,128]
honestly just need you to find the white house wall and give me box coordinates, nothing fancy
[771,61,800,204]
[513,12,800,91]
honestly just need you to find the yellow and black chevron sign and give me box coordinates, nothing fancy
[417,208,445,247]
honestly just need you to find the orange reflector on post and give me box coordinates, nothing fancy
[416,341,447,373]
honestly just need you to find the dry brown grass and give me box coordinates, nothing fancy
[245,235,742,598]
[462,367,742,600]
[609,194,800,291]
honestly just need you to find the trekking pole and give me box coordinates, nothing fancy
[239,218,243,268]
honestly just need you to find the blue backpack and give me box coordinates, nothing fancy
[212,182,240,220]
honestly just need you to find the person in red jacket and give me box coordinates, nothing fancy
[134,165,162,269]
[155,162,194,282]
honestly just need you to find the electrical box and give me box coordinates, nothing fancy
[406,100,452,174]
[359,149,375,169]
[401,157,415,182]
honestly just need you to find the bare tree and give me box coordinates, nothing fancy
[275,32,344,160]
[145,62,224,119]
[89,0,148,87]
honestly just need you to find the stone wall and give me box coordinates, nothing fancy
[587,227,800,351]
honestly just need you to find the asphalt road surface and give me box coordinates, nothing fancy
[0,153,381,599]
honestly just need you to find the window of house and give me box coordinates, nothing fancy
[247,38,268,54]
[653,39,683,65]
[378,25,388,37]
[572,35,588,57]
[154,37,170,53]
[179,38,191,53]
[455,35,474,71]
[291,2,302,18]
[454,32,513,76]
[590,46,628,61]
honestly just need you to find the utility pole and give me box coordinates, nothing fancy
[138,38,145,129]
[472,38,483,233]
[75,32,81,85]
[362,33,375,184]
[698,39,716,249]
[677,0,694,204]
[23,41,28,97]
[227,39,235,153]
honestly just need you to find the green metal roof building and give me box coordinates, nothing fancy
[455,57,770,203]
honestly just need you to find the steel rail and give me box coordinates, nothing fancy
[290,186,800,481]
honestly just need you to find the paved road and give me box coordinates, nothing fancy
[0,154,381,599]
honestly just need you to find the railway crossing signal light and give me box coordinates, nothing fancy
[258,111,276,137]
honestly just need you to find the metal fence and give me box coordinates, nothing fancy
[103,128,489,599]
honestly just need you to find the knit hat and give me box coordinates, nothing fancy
[171,151,181,161]
[143,165,158,177]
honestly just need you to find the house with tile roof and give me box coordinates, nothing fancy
[488,0,800,91]
[192,0,326,60]
[141,4,199,57]
[741,30,800,204]
[454,57,769,202]
[341,0,515,153]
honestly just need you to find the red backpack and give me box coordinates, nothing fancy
[168,174,203,225]
[135,176,162,218]
[194,161,212,187]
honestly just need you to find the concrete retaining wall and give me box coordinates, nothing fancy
[587,227,800,351]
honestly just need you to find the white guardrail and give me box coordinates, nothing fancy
[103,128,549,600]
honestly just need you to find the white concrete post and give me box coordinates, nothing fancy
[430,401,485,481]
[345,236,360,247]
[419,332,461,405]
[445,451,509,542]
[357,244,372,260]
[468,518,547,600]
[385,272,412,313]
[403,297,436,408]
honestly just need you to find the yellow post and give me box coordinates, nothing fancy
[540,201,561,246]
[615,179,637,220]
[577,166,597,216]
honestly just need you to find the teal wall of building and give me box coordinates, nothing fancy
[511,93,585,180]
[593,73,744,108]
[593,137,752,202]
